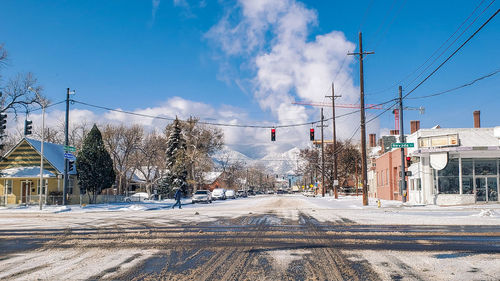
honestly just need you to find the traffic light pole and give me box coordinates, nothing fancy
[39,103,45,210]
[63,88,70,205]
[398,86,407,203]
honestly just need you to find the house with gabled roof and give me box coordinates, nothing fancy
[0,138,80,205]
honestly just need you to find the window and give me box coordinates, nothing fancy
[37,179,48,194]
[416,178,422,191]
[438,158,459,194]
[462,159,473,194]
[5,180,13,194]
[474,159,497,176]
[68,178,74,194]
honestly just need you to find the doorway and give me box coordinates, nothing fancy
[21,181,32,204]
[475,177,498,202]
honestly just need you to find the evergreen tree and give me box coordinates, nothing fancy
[76,124,116,204]
[158,118,188,197]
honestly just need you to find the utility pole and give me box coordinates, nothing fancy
[398,86,407,203]
[320,108,326,197]
[326,83,341,199]
[63,88,70,205]
[348,32,374,206]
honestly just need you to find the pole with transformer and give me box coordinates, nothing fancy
[348,32,374,206]
[326,83,341,199]
[398,86,407,203]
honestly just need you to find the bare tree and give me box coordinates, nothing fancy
[1,73,44,116]
[102,124,143,194]
[133,132,167,196]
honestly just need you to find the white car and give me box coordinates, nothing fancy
[125,192,149,202]
[192,190,212,204]
[303,191,316,197]
[225,189,236,199]
[212,188,226,200]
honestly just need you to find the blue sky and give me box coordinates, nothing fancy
[1,0,499,156]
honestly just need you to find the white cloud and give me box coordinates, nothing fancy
[151,0,161,24]
[206,0,360,154]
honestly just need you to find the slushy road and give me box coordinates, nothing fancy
[0,196,499,280]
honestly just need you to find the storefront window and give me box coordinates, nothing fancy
[462,177,474,194]
[462,159,473,175]
[474,159,497,176]
[416,178,422,190]
[438,158,459,194]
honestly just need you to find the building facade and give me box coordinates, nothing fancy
[406,127,500,205]
[0,138,79,205]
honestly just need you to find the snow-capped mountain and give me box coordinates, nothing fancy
[260,147,302,175]
[212,146,303,175]
[212,145,253,167]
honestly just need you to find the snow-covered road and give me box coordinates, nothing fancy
[0,195,499,280]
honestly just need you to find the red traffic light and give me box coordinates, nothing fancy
[309,128,314,141]
[271,128,276,141]
[406,156,411,161]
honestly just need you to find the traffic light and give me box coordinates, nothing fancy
[271,128,276,141]
[0,113,6,135]
[406,156,412,167]
[68,160,74,171]
[309,128,315,141]
[24,119,33,136]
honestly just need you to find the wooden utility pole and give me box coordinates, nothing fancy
[326,83,341,199]
[348,32,374,206]
[320,108,326,197]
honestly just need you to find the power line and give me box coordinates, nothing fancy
[366,0,493,95]
[403,8,500,99]
[406,68,500,100]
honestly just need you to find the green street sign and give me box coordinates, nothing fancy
[391,143,414,148]
[64,146,76,152]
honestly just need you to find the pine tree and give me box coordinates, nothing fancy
[158,118,188,197]
[76,124,116,204]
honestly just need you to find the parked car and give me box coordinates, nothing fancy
[237,190,247,197]
[303,191,316,197]
[124,192,149,202]
[247,190,255,196]
[192,190,212,204]
[225,189,236,199]
[212,188,226,200]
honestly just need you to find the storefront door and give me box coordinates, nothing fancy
[475,177,498,202]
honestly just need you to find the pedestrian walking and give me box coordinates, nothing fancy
[172,189,182,209]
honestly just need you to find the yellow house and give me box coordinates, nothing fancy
[0,138,80,205]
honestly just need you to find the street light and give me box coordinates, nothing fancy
[28,87,49,210]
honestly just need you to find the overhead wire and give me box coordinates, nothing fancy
[365,0,492,96]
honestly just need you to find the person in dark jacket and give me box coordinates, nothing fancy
[172,189,182,209]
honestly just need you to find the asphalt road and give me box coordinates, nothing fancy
[0,197,499,280]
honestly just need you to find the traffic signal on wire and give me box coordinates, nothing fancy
[271,128,276,141]
[310,128,315,141]
[24,119,33,136]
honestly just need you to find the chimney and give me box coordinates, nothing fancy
[369,134,376,147]
[473,110,480,128]
[410,120,420,134]
[390,129,399,135]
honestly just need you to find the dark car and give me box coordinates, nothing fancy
[237,190,247,197]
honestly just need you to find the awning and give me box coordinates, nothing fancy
[0,166,56,178]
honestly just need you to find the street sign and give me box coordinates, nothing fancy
[64,145,76,152]
[391,143,414,148]
[64,152,76,160]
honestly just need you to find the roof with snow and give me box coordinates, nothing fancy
[0,138,77,176]
[1,166,56,178]
[202,171,223,184]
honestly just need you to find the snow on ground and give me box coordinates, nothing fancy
[0,195,499,229]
